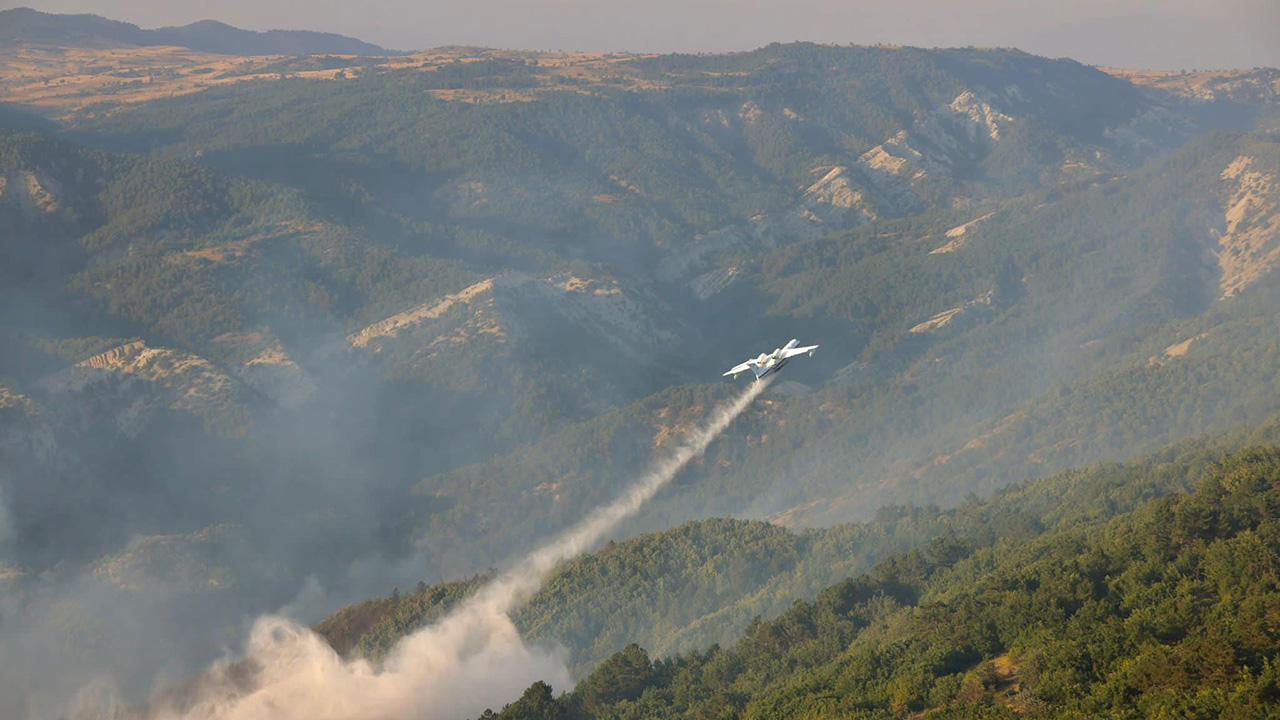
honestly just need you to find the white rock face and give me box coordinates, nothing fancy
[1215,155,1280,298]
[801,166,878,223]
[948,91,1013,142]
[852,91,1013,213]
[805,166,862,208]
[904,92,1010,161]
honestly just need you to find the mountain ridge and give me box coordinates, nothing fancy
[0,7,400,55]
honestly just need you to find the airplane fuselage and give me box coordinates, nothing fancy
[757,356,788,378]
[723,338,816,381]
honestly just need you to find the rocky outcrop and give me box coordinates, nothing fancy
[852,91,1014,213]
[348,279,496,349]
[1148,332,1210,367]
[40,340,250,434]
[212,330,316,407]
[931,212,996,254]
[350,272,679,371]
[0,170,62,218]
[902,90,1012,164]
[909,290,995,334]
[1216,155,1280,298]
[947,90,1013,142]
[801,166,877,224]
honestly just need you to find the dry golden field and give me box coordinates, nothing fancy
[0,43,669,119]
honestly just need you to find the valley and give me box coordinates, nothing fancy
[1,6,1279,719]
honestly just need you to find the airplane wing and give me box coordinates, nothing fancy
[723,361,754,377]
[780,344,818,359]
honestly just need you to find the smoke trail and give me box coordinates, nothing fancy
[468,377,771,618]
[108,379,769,720]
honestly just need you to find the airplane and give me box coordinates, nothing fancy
[723,338,819,381]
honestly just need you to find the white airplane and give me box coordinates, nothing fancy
[723,339,819,381]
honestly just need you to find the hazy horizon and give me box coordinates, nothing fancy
[6,0,1280,69]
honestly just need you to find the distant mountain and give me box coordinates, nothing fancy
[0,7,399,55]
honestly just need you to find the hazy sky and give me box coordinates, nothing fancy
[10,0,1280,69]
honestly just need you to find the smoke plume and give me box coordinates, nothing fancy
[91,379,769,720]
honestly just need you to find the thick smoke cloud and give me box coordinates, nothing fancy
[142,613,569,720]
[73,379,769,720]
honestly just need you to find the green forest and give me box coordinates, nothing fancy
[453,441,1280,719]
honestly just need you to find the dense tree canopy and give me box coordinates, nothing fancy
[470,446,1280,719]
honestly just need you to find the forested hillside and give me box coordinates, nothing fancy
[405,128,1280,571]
[473,442,1280,719]
[2,21,1279,713]
[320,417,1280,679]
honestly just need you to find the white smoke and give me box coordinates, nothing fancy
[83,379,768,720]
[466,377,770,619]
